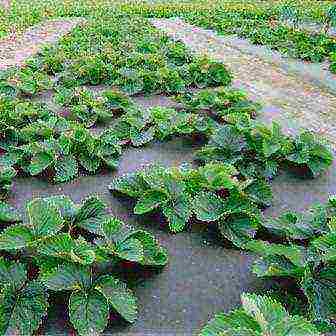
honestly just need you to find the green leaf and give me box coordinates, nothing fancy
[252,255,303,278]
[244,179,273,207]
[241,293,320,336]
[303,264,336,324]
[210,124,246,152]
[0,202,21,223]
[69,289,108,336]
[140,165,170,190]
[134,189,168,215]
[198,162,238,190]
[130,126,155,147]
[100,217,124,242]
[41,263,91,291]
[115,238,144,262]
[218,214,259,247]
[124,230,168,266]
[260,122,285,158]
[264,212,316,240]
[27,198,64,237]
[193,191,225,222]
[74,196,107,234]
[311,233,336,262]
[78,153,101,173]
[200,309,259,336]
[246,240,307,267]
[0,281,49,336]
[241,292,287,330]
[54,155,78,183]
[0,224,34,250]
[44,195,76,220]
[287,132,333,177]
[95,275,138,323]
[27,152,54,176]
[37,233,95,265]
[162,193,192,232]
[0,258,26,290]
[109,172,147,197]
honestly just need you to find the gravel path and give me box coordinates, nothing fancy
[152,18,336,147]
[0,18,85,70]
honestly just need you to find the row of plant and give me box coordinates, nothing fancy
[0,85,253,187]
[108,128,332,241]
[0,195,168,335]
[1,0,333,39]
[178,6,336,73]
[0,12,232,98]
[0,86,331,192]
[120,1,336,73]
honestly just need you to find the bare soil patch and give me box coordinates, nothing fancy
[0,18,85,70]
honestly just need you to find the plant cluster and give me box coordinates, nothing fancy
[109,162,273,247]
[0,89,134,185]
[199,196,336,334]
[112,105,215,147]
[200,292,321,336]
[53,87,132,127]
[175,87,262,120]
[246,235,336,328]
[0,67,52,98]
[0,195,168,335]
[195,117,333,180]
[1,125,122,183]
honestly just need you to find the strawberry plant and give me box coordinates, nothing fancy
[286,131,333,178]
[109,162,272,246]
[246,235,336,329]
[0,195,168,335]
[200,292,321,336]
[0,201,20,223]
[0,98,51,131]
[1,126,122,183]
[1,67,52,97]
[175,87,261,120]
[0,165,16,193]
[54,87,130,127]
[112,105,215,147]
[17,116,74,144]
[195,118,333,180]
[262,196,336,241]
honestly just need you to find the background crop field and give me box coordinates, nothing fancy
[1,0,335,39]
